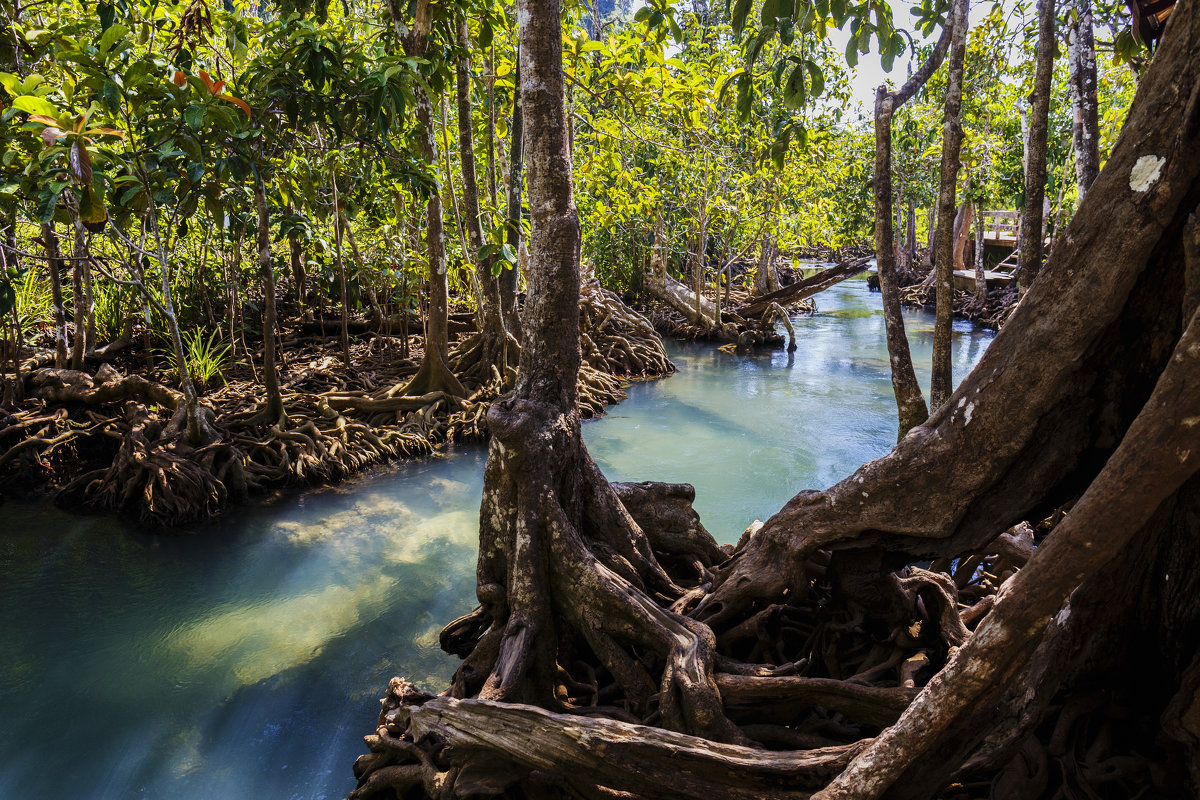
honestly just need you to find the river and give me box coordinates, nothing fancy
[0,278,993,799]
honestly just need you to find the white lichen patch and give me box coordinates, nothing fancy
[964,402,975,425]
[1129,155,1166,192]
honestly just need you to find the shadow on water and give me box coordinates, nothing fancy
[0,278,994,800]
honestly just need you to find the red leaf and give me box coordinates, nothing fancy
[219,93,252,118]
[198,69,216,94]
[172,70,187,87]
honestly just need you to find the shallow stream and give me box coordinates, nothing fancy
[0,279,993,799]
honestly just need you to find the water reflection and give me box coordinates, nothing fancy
[0,279,993,799]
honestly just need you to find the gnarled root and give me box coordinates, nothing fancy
[580,279,675,378]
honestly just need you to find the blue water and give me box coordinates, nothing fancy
[0,278,992,799]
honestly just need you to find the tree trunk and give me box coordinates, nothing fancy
[1018,0,1056,291]
[905,203,916,263]
[40,222,68,368]
[69,206,87,371]
[331,171,351,369]
[501,48,524,339]
[754,236,778,296]
[973,199,987,303]
[452,15,517,381]
[871,12,954,438]
[146,208,217,446]
[253,174,285,422]
[930,0,969,411]
[388,0,468,400]
[1068,0,1101,200]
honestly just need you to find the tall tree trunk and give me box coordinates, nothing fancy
[931,0,969,411]
[754,236,778,296]
[1018,0,1056,292]
[454,15,516,377]
[973,198,987,303]
[40,222,68,368]
[872,11,954,437]
[905,202,916,263]
[69,205,88,371]
[287,207,310,322]
[387,0,467,399]
[1067,0,1101,200]
[146,208,217,446]
[501,49,524,339]
[331,170,351,369]
[253,174,285,422]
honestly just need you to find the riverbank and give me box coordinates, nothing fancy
[0,279,671,526]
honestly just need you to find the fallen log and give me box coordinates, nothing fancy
[644,268,720,330]
[736,257,872,318]
[386,694,864,800]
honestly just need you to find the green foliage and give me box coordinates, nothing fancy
[162,329,232,390]
[13,269,54,344]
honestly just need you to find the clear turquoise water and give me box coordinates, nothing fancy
[0,278,992,799]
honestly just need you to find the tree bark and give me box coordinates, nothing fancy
[973,199,987,302]
[754,236,778,296]
[1067,0,1101,200]
[871,10,955,438]
[501,49,524,338]
[331,171,351,369]
[253,173,285,422]
[39,222,68,368]
[930,0,969,411]
[1018,0,1056,291]
[452,15,517,381]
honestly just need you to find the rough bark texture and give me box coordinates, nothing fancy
[930,0,969,411]
[1067,0,1101,200]
[754,236,779,296]
[1018,0,1056,290]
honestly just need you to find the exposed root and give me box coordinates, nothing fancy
[899,279,1018,329]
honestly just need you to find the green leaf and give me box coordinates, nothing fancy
[97,1,115,31]
[184,105,206,131]
[187,162,204,183]
[805,60,824,97]
[784,64,807,108]
[667,14,683,42]
[761,0,780,25]
[102,78,122,112]
[12,95,58,117]
[80,184,108,226]
[97,23,128,56]
[730,0,753,36]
